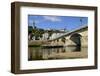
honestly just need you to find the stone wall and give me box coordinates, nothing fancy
[64,28,88,47]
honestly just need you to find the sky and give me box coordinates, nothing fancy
[28,15,88,31]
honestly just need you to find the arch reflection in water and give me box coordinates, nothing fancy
[28,46,88,60]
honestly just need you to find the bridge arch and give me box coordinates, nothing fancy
[70,33,82,46]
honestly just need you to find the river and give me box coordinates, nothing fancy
[28,46,88,60]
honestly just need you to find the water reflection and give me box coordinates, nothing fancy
[28,46,88,60]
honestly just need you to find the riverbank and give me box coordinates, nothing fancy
[28,40,50,46]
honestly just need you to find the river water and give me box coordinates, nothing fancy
[28,46,88,60]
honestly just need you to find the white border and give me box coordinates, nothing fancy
[20,6,95,70]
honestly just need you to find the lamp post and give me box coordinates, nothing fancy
[80,17,83,26]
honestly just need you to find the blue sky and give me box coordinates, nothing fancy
[28,15,88,31]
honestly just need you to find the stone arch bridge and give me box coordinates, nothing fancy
[48,26,88,47]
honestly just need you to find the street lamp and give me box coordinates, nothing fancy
[80,17,83,26]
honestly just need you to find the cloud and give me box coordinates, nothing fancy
[43,16,61,22]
